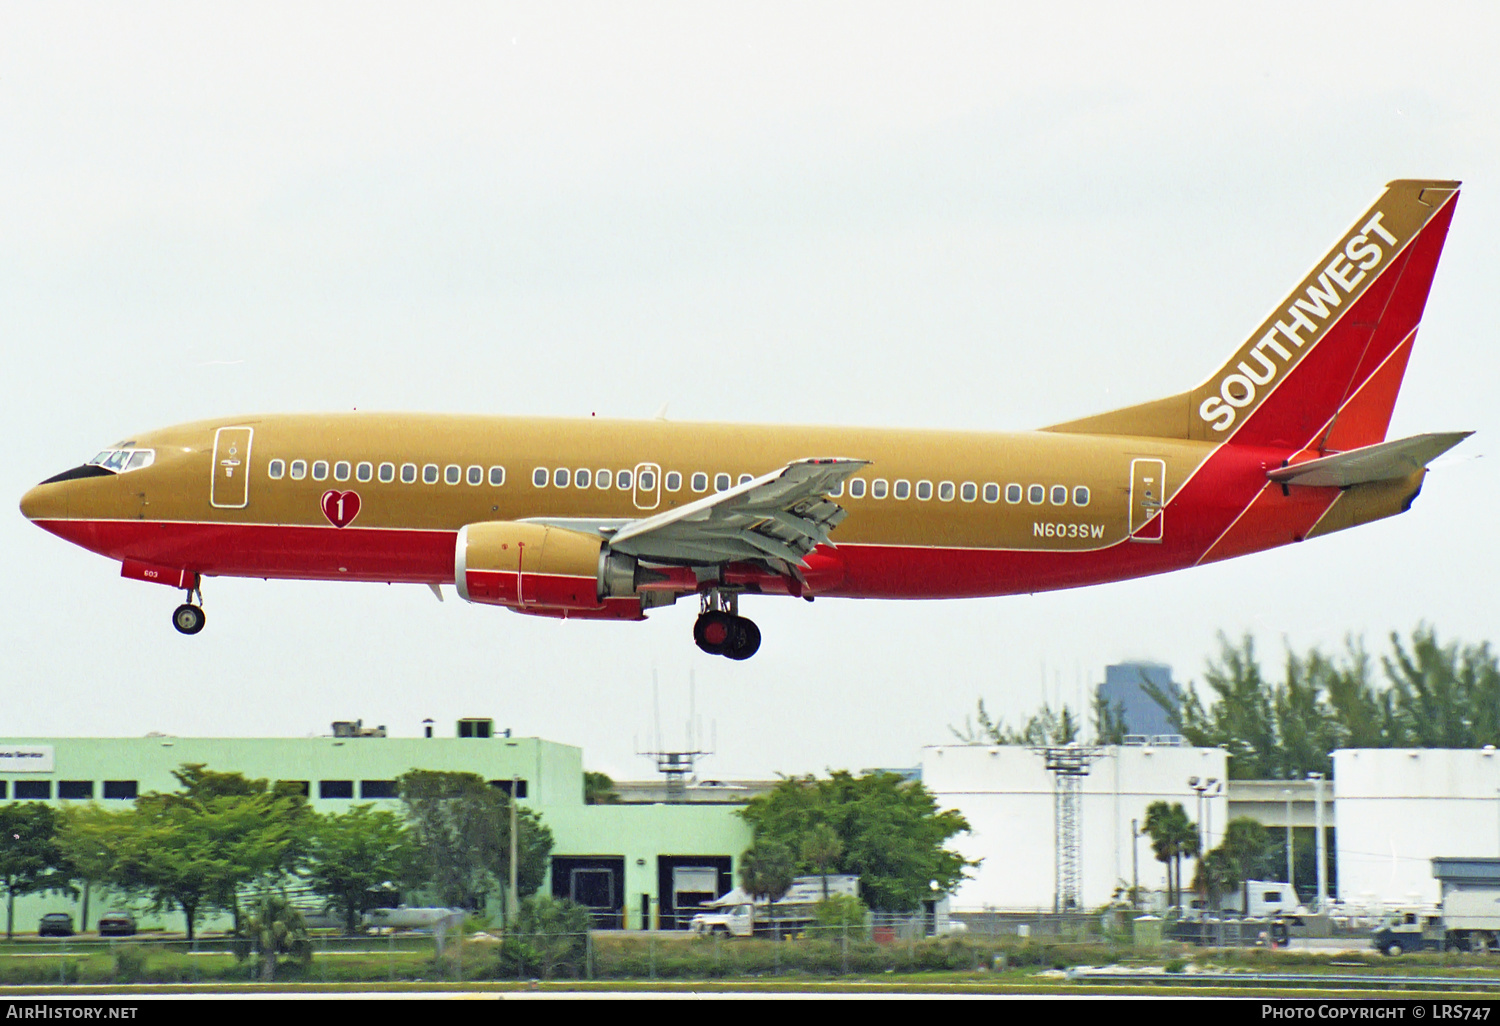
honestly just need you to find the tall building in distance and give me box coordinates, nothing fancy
[1097,662,1181,738]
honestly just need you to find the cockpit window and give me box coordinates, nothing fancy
[87,449,157,475]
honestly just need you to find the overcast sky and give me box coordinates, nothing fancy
[3,2,1496,781]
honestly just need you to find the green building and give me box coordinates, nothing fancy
[0,719,752,934]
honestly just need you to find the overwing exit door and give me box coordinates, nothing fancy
[1129,458,1165,542]
[211,427,253,509]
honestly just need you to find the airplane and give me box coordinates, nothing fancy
[20,179,1471,661]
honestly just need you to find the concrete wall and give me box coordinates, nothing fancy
[1334,748,1500,906]
[922,743,1228,910]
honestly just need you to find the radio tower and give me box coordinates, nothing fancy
[1036,744,1104,913]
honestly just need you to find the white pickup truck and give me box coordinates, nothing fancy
[688,875,860,938]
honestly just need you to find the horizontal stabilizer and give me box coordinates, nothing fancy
[1268,431,1472,488]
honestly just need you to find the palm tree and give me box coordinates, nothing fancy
[739,840,795,938]
[1144,801,1199,909]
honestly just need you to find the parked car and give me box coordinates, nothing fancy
[38,913,74,937]
[96,913,136,937]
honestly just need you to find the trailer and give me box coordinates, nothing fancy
[1373,857,1500,955]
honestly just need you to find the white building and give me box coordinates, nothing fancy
[1334,748,1500,906]
[922,742,1228,910]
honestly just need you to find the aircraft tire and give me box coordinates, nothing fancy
[173,603,206,636]
[693,611,733,655]
[726,617,761,660]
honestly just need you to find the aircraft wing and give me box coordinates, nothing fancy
[530,458,867,568]
[1267,431,1473,488]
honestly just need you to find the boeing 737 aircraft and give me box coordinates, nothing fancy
[20,180,1470,660]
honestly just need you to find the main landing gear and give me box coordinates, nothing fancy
[693,591,760,660]
[172,584,205,636]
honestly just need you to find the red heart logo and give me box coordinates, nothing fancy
[321,490,361,528]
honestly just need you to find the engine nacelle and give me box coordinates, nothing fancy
[457,521,607,608]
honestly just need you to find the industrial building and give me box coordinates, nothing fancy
[0,720,752,933]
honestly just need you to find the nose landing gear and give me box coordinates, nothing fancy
[693,592,760,660]
[172,584,205,636]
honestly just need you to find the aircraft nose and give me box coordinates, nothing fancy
[20,481,67,522]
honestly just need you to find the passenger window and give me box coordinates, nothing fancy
[1028,484,1044,505]
[872,479,889,499]
[489,466,506,486]
[983,483,1000,503]
[553,467,568,488]
[533,467,548,487]
[1051,485,1067,505]
[467,465,482,486]
[829,480,843,497]
[334,461,351,481]
[738,474,753,485]
[290,460,307,480]
[268,459,285,480]
[1006,484,1022,504]
[617,469,632,489]
[1073,486,1090,506]
[691,472,708,492]
[916,481,932,501]
[446,465,462,485]
[715,473,730,492]
[574,468,591,489]
[357,462,374,482]
[665,471,682,491]
[849,479,866,498]
[596,469,611,490]
[312,461,329,481]
[640,470,657,490]
[423,464,439,484]
[400,463,417,484]
[378,463,395,483]
[894,480,911,500]
[939,481,956,502]
[961,482,977,502]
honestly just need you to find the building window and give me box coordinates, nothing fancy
[1028,484,1045,505]
[357,462,374,483]
[939,481,956,502]
[401,463,417,484]
[893,479,910,500]
[1006,483,1022,504]
[14,781,50,800]
[1051,485,1068,505]
[849,479,866,498]
[448,465,464,486]
[574,468,591,489]
[334,461,351,481]
[458,719,494,739]
[489,466,506,486]
[467,465,483,486]
[665,471,682,491]
[290,460,307,480]
[268,459,285,480]
[533,467,548,487]
[489,779,529,799]
[102,781,138,800]
[691,472,708,493]
[423,464,439,484]
[360,780,399,799]
[983,483,1000,503]
[378,462,396,483]
[58,781,93,800]
[0,782,7,799]
[319,780,355,799]
[1073,486,1090,506]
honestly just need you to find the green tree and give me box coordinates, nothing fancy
[55,804,124,933]
[1092,693,1130,745]
[800,822,843,901]
[737,771,972,912]
[302,805,422,934]
[398,770,553,914]
[0,803,67,940]
[1191,846,1237,911]
[1219,817,1272,914]
[246,893,312,982]
[509,894,594,979]
[1143,801,1198,909]
[1385,626,1500,747]
[583,772,620,805]
[739,839,796,935]
[952,700,1081,745]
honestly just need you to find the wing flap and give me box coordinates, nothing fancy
[1268,431,1472,488]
